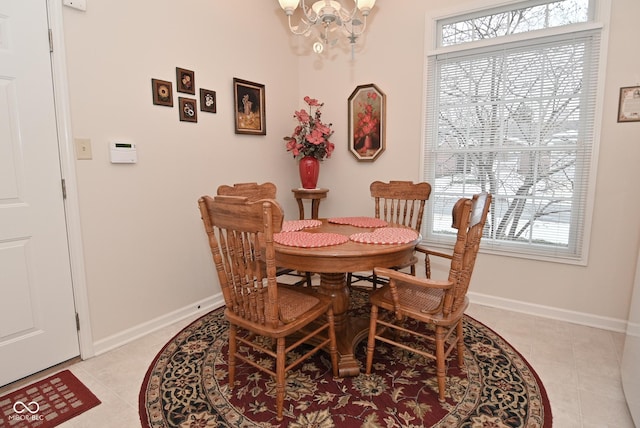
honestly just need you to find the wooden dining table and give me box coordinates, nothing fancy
[274,218,420,377]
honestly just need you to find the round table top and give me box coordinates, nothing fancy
[274,219,420,273]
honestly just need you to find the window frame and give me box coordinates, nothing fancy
[420,0,611,265]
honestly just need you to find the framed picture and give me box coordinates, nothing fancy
[176,67,195,94]
[233,78,266,135]
[179,97,197,123]
[151,79,173,107]
[617,86,640,122]
[348,83,386,161]
[200,88,217,113]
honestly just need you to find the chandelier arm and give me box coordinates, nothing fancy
[288,15,313,35]
[342,22,368,45]
[299,0,318,23]
[342,15,367,38]
[341,0,360,23]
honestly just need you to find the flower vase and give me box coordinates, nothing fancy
[359,134,372,154]
[299,156,319,189]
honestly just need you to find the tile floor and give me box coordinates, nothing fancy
[1,280,636,427]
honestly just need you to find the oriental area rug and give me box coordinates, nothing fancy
[0,370,101,428]
[139,290,552,427]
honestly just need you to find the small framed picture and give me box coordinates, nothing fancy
[200,88,217,113]
[233,78,266,135]
[176,67,195,95]
[179,97,197,123]
[151,79,173,107]
[617,85,640,122]
[348,83,386,161]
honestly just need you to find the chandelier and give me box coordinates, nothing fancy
[277,0,377,55]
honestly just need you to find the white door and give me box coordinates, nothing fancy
[0,0,79,386]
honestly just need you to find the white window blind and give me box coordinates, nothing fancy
[423,2,602,263]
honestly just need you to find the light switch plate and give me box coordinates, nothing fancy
[75,138,92,160]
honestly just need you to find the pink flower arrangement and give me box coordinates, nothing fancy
[284,96,335,161]
[354,91,380,141]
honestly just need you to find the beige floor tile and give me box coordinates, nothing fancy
[580,388,635,427]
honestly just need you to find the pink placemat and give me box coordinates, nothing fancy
[274,231,349,248]
[349,227,419,244]
[281,219,322,232]
[328,216,388,228]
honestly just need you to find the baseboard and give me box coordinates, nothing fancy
[90,290,626,357]
[91,293,225,356]
[468,291,627,333]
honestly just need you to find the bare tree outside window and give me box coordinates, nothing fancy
[439,0,589,47]
[425,0,600,261]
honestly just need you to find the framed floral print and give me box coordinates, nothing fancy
[233,78,266,135]
[151,79,173,107]
[179,97,197,123]
[200,88,217,113]
[348,83,386,161]
[176,67,195,95]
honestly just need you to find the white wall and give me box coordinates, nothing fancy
[61,0,640,348]
[61,1,304,343]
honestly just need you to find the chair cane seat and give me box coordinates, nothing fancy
[371,282,445,315]
[275,286,323,323]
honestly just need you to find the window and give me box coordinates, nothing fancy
[422,0,606,263]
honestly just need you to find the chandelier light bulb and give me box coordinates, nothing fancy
[357,0,375,15]
[313,41,324,53]
[278,0,300,15]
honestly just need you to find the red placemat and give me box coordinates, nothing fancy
[281,219,322,232]
[327,216,388,228]
[350,227,419,244]
[274,231,349,248]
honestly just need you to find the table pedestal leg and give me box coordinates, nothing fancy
[318,272,369,377]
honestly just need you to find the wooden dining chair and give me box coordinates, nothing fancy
[348,180,432,290]
[365,192,491,402]
[198,195,338,421]
[217,182,312,286]
[217,181,277,201]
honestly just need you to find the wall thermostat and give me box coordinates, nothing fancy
[110,142,137,164]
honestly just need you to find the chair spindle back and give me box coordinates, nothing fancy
[446,192,491,314]
[370,180,432,231]
[198,195,284,328]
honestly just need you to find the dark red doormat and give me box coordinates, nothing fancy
[0,370,101,427]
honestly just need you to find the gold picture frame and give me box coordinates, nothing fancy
[233,78,266,135]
